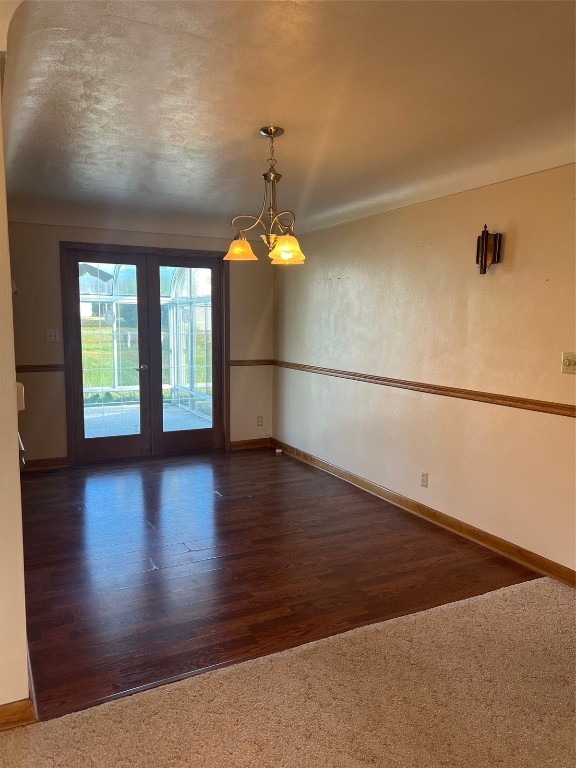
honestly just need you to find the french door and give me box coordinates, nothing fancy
[61,243,227,464]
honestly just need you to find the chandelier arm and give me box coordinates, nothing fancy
[270,210,296,233]
[230,180,269,235]
[230,214,267,235]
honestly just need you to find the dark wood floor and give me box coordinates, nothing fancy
[21,450,537,720]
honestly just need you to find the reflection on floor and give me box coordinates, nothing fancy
[21,450,537,720]
[84,403,211,437]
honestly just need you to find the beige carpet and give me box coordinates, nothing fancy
[1,578,574,767]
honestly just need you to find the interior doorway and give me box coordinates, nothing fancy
[61,242,228,464]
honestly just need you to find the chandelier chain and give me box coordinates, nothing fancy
[267,135,277,169]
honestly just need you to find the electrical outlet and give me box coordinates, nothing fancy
[421,472,428,488]
[561,352,576,374]
[46,329,60,342]
[256,415,264,427]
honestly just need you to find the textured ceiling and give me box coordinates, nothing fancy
[2,1,575,236]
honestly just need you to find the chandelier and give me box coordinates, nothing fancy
[223,127,305,265]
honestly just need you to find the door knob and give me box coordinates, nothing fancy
[136,364,148,371]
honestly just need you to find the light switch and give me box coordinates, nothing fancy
[46,329,60,342]
[561,352,576,374]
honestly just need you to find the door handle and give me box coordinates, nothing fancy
[136,364,148,371]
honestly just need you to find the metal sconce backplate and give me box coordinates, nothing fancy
[476,225,502,274]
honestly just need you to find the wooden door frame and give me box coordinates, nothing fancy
[61,241,230,466]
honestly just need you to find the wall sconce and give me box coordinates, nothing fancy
[476,225,502,274]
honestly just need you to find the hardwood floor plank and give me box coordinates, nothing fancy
[21,450,537,720]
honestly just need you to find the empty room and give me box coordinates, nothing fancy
[0,1,574,766]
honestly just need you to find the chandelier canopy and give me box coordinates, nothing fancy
[224,127,305,265]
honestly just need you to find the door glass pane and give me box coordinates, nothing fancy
[79,262,141,438]
[160,266,212,432]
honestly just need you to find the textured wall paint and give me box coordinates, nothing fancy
[15,371,67,460]
[275,166,575,402]
[230,366,274,442]
[229,258,273,361]
[0,80,29,705]
[228,256,274,442]
[274,166,576,569]
[9,223,273,458]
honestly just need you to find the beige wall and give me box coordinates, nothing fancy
[15,371,67,459]
[9,222,273,458]
[274,165,576,569]
[0,10,29,702]
[229,249,274,441]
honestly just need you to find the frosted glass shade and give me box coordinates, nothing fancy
[270,256,304,265]
[223,236,258,261]
[268,234,305,265]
